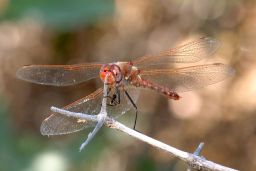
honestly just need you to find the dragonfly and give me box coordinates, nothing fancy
[16,37,234,135]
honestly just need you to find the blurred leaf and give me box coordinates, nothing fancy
[1,0,114,30]
[136,154,156,171]
[0,102,111,171]
[0,97,43,171]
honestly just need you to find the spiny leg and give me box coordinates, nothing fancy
[115,86,121,104]
[104,87,120,106]
[124,90,138,130]
[109,87,121,106]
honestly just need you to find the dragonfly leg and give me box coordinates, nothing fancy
[105,87,121,106]
[124,90,138,130]
[115,86,121,104]
[106,95,118,106]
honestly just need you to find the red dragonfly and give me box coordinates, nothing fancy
[16,37,234,135]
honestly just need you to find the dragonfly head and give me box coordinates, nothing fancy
[100,64,123,85]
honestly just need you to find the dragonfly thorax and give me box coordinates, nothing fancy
[99,62,141,87]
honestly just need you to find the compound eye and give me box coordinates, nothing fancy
[114,71,118,76]
[102,66,111,73]
[111,65,122,82]
[100,65,110,79]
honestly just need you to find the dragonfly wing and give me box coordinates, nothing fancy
[140,63,234,92]
[41,88,103,135]
[40,86,140,135]
[16,63,102,86]
[134,37,220,68]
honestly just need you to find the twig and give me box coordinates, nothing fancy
[49,76,238,171]
[188,142,205,171]
[193,142,205,156]
[79,74,109,151]
[51,106,238,171]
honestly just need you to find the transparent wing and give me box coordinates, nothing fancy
[133,37,220,68]
[40,88,103,135]
[140,63,234,92]
[40,86,140,135]
[16,63,102,86]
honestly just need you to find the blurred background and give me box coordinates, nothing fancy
[0,0,255,170]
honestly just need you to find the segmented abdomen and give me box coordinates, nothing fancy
[131,78,180,100]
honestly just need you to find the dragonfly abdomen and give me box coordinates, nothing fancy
[134,79,180,100]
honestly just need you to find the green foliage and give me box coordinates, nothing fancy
[0,99,110,171]
[1,0,114,30]
[0,101,37,170]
